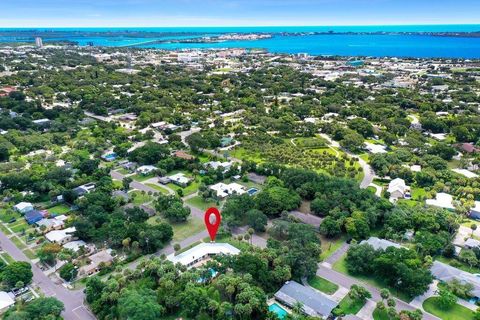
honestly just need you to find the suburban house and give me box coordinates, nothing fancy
[72,183,96,197]
[167,173,192,187]
[456,143,479,154]
[78,249,114,276]
[136,165,158,175]
[430,261,480,299]
[167,242,240,268]
[204,161,233,173]
[63,240,89,253]
[387,178,410,201]
[119,161,137,172]
[274,280,338,319]
[13,202,34,214]
[0,291,15,313]
[426,192,455,210]
[470,201,480,220]
[209,182,246,199]
[25,210,48,225]
[360,237,403,251]
[36,216,65,232]
[464,238,480,250]
[45,227,76,245]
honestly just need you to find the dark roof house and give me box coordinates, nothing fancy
[274,281,337,319]
[25,210,46,224]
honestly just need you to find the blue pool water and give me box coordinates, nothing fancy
[247,188,259,196]
[269,303,288,319]
[2,25,480,58]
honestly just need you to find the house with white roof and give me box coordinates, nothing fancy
[209,182,246,199]
[204,161,233,173]
[45,227,76,245]
[63,240,88,253]
[360,237,403,251]
[364,142,387,154]
[13,202,33,214]
[36,217,65,233]
[426,192,455,210]
[136,165,158,175]
[167,242,240,268]
[167,173,192,187]
[452,168,479,179]
[0,291,15,313]
[387,178,410,201]
[470,201,480,220]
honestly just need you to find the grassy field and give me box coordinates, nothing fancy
[167,180,200,196]
[0,252,15,264]
[23,249,37,259]
[307,276,339,295]
[11,236,26,250]
[145,183,170,194]
[147,216,205,242]
[112,180,123,189]
[186,196,217,211]
[130,191,153,205]
[0,224,12,235]
[10,220,29,233]
[423,297,475,320]
[333,254,410,301]
[0,209,21,223]
[48,204,71,214]
[333,295,366,316]
[132,173,155,182]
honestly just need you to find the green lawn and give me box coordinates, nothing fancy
[11,236,26,250]
[320,235,347,261]
[0,209,21,223]
[147,216,205,242]
[167,180,200,196]
[23,249,37,259]
[230,147,264,163]
[411,187,426,200]
[307,276,339,295]
[48,204,71,214]
[333,254,410,302]
[373,307,391,320]
[130,191,153,205]
[0,224,12,235]
[112,180,123,189]
[145,183,170,194]
[10,221,29,233]
[333,295,366,316]
[0,252,15,264]
[423,297,475,320]
[186,196,218,211]
[132,173,155,182]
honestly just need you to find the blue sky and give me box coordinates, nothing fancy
[1,0,479,27]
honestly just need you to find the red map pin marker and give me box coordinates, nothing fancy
[204,207,221,242]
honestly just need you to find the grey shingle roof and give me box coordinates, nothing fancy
[274,280,338,317]
[431,261,480,297]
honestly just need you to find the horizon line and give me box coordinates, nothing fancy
[1,23,480,29]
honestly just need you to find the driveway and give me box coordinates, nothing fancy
[289,210,323,228]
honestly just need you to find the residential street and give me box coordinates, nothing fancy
[0,230,95,320]
[316,265,440,320]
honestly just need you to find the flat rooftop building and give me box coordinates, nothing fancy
[167,242,240,268]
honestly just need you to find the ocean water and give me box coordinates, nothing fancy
[1,25,480,58]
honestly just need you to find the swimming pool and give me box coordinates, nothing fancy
[247,187,259,196]
[269,303,288,319]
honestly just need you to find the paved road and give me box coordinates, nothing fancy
[0,231,95,320]
[316,265,439,320]
[320,133,374,189]
[110,170,161,194]
[289,210,323,228]
[324,242,349,265]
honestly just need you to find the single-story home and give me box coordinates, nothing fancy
[360,237,403,251]
[431,261,480,299]
[32,118,51,127]
[464,238,480,250]
[13,202,33,214]
[25,210,47,225]
[167,173,192,187]
[426,192,455,210]
[136,165,158,175]
[387,178,410,201]
[209,182,246,199]
[158,176,171,185]
[204,161,233,173]
[78,249,114,276]
[36,217,65,232]
[72,183,96,197]
[470,201,480,220]
[45,227,76,245]
[167,242,240,268]
[452,168,479,179]
[274,280,338,319]
[0,291,15,313]
[63,240,88,253]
